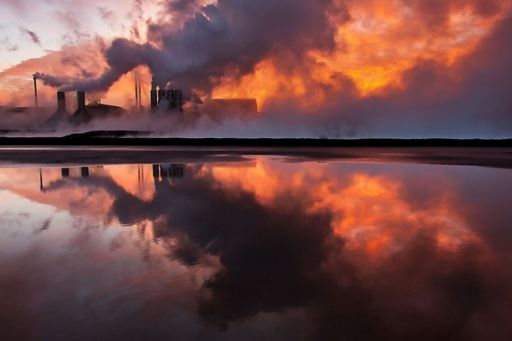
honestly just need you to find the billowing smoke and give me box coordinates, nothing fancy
[33,72,73,88]
[40,0,347,93]
[7,0,512,137]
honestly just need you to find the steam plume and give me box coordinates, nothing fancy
[40,0,346,93]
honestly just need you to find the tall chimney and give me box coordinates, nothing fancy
[135,77,139,109]
[175,89,183,111]
[139,85,142,109]
[167,90,175,110]
[151,90,157,110]
[33,75,39,110]
[158,88,166,104]
[150,78,157,110]
[77,91,86,111]
[57,91,66,111]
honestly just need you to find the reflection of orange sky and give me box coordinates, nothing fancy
[208,159,478,257]
[0,167,114,219]
[0,165,155,220]
[104,164,156,201]
[0,160,481,258]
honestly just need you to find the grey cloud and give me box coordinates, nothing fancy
[44,0,344,94]
[19,27,42,46]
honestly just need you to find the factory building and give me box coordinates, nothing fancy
[60,166,104,178]
[42,91,127,130]
[70,91,126,125]
[42,91,70,129]
[150,86,183,112]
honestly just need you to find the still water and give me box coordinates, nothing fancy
[0,149,511,340]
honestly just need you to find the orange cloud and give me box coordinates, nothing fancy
[212,0,509,109]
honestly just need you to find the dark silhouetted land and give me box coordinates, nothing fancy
[0,131,511,169]
[0,130,511,147]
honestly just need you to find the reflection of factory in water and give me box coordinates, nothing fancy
[38,164,187,197]
[60,166,104,178]
[153,164,185,180]
[57,164,185,181]
[39,166,104,192]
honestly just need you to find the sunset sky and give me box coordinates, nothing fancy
[1,0,511,137]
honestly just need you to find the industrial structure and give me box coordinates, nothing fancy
[150,85,183,112]
[33,74,39,110]
[42,90,126,129]
[70,90,126,125]
[33,73,258,131]
[152,164,185,179]
[42,91,70,129]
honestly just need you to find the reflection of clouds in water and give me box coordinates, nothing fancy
[0,192,220,340]
[0,161,511,340]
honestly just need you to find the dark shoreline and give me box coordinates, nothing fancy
[0,130,511,147]
[0,131,511,169]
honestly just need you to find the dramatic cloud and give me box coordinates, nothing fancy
[1,0,512,136]
[46,0,346,94]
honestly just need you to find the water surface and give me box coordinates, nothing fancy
[0,149,511,340]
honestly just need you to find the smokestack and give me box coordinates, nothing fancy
[138,80,142,110]
[152,164,160,179]
[135,76,139,109]
[57,91,66,111]
[158,88,166,103]
[33,75,39,110]
[151,90,157,110]
[167,90,175,110]
[150,78,157,110]
[175,89,183,111]
[77,91,86,111]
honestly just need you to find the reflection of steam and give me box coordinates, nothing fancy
[33,162,512,340]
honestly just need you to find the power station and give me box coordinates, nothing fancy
[150,86,184,112]
[43,90,126,129]
[31,75,258,131]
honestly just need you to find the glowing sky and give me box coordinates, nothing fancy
[0,0,161,71]
[1,158,512,340]
[1,0,512,137]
